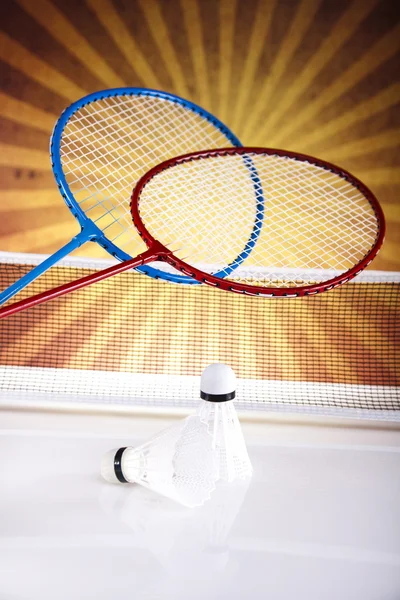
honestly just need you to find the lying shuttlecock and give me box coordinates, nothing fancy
[101,415,218,508]
[197,363,253,482]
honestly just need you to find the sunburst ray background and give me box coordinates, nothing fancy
[0,0,399,394]
[0,0,399,267]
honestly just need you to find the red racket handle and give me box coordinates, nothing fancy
[0,244,169,319]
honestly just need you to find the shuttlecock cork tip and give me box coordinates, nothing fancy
[101,447,129,484]
[200,363,236,402]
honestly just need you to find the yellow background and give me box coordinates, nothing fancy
[0,0,399,268]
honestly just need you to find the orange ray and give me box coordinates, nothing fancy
[380,202,400,224]
[16,0,126,88]
[297,83,400,151]
[321,129,400,162]
[0,31,85,101]
[251,0,380,144]
[0,92,56,133]
[242,0,321,140]
[0,144,50,170]
[230,0,277,132]
[137,0,190,99]
[0,190,59,212]
[180,0,211,110]
[218,0,237,122]
[274,22,400,146]
[86,0,162,89]
[1,223,79,254]
[377,240,400,265]
[356,168,400,187]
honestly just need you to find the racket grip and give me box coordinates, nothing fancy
[0,232,88,307]
[0,246,165,319]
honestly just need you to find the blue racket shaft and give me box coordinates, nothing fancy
[0,224,98,306]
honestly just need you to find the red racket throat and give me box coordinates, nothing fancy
[0,147,385,319]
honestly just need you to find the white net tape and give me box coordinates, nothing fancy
[60,94,236,258]
[138,152,380,287]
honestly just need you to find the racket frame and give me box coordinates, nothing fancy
[131,147,386,297]
[51,88,244,284]
[0,88,244,307]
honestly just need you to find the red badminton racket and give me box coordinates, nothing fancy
[0,147,384,319]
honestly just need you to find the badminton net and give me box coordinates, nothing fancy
[0,251,398,420]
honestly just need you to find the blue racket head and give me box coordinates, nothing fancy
[50,88,262,283]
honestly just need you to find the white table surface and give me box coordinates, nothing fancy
[1,408,399,600]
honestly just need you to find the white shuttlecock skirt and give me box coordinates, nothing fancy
[196,399,253,482]
[116,415,218,508]
[101,399,252,507]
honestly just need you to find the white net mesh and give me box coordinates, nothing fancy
[59,93,237,260]
[137,151,381,287]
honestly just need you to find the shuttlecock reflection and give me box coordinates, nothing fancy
[99,477,250,579]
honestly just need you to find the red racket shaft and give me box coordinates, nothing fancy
[0,244,169,319]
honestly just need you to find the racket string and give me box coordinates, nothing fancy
[59,95,235,262]
[137,152,380,287]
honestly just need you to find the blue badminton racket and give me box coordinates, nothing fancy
[0,88,263,307]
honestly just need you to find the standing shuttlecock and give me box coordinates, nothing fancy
[101,415,218,508]
[197,363,253,482]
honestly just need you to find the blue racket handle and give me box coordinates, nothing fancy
[0,246,165,319]
[0,226,96,307]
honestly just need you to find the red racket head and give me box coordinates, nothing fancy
[131,147,385,297]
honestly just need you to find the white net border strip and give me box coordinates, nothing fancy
[1,251,399,284]
[0,366,398,422]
